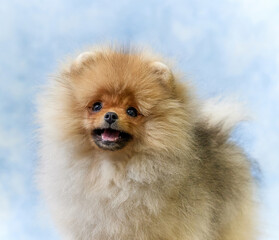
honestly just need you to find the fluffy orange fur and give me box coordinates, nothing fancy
[37,46,258,240]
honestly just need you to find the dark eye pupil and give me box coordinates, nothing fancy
[127,107,138,117]
[92,102,102,112]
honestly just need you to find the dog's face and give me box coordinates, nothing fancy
[86,93,144,151]
[65,50,183,152]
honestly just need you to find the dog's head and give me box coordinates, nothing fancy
[60,48,190,153]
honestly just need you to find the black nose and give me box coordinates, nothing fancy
[104,112,118,124]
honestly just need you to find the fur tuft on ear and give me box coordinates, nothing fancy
[150,61,174,87]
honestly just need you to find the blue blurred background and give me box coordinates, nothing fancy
[0,0,278,239]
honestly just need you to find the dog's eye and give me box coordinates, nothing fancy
[92,102,102,112]
[127,107,138,117]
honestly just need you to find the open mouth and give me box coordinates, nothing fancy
[92,128,132,151]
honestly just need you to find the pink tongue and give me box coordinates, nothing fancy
[102,129,120,141]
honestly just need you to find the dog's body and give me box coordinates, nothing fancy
[38,47,257,240]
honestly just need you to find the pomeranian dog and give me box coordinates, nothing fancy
[37,46,257,240]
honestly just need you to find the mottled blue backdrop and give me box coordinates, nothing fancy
[0,0,278,239]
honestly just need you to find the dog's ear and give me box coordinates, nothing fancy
[67,51,100,77]
[150,61,174,88]
[75,51,98,67]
